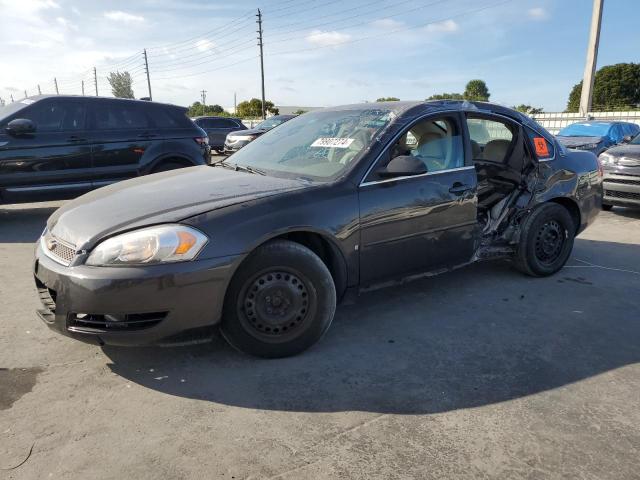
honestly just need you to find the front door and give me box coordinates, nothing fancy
[0,98,91,202]
[358,113,478,286]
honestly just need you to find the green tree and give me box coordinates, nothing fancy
[427,93,464,100]
[376,97,400,102]
[513,104,544,115]
[566,63,640,112]
[293,109,308,115]
[463,79,490,101]
[107,71,134,99]
[236,98,279,118]
[187,102,230,117]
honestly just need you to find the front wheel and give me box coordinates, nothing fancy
[221,240,336,358]
[514,203,575,277]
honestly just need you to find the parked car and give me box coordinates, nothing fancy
[192,116,245,153]
[599,130,640,210]
[224,115,296,153]
[34,101,602,358]
[0,96,209,204]
[555,121,638,155]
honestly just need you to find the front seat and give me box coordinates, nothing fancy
[412,132,446,171]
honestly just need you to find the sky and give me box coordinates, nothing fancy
[0,0,637,112]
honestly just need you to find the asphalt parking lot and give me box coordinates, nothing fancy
[1,202,639,480]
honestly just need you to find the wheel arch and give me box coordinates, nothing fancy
[547,196,581,234]
[146,154,198,173]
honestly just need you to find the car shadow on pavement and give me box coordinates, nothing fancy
[103,238,640,414]
[0,205,57,243]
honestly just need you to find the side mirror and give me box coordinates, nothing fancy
[6,118,36,136]
[622,135,633,143]
[379,155,427,178]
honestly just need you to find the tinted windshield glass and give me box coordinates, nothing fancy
[227,108,394,181]
[255,117,287,130]
[557,123,612,137]
[0,100,31,122]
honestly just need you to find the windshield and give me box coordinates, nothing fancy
[226,108,394,181]
[557,122,612,137]
[255,117,289,130]
[0,99,32,123]
[631,133,640,145]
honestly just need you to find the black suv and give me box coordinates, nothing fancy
[192,116,246,153]
[0,96,210,204]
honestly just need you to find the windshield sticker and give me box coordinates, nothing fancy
[310,137,355,149]
[533,137,550,157]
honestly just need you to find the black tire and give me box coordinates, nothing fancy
[221,240,336,358]
[151,161,187,173]
[602,204,614,211]
[514,203,575,277]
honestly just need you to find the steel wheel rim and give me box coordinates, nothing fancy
[238,269,314,342]
[534,219,565,264]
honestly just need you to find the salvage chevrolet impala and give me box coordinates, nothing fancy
[34,101,602,357]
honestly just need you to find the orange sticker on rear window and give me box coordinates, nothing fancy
[533,137,549,157]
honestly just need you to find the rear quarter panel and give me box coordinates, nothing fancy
[534,150,602,233]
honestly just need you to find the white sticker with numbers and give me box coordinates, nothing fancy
[310,137,355,148]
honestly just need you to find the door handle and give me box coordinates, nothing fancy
[449,183,472,194]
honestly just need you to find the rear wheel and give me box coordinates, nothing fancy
[221,240,336,358]
[514,203,575,277]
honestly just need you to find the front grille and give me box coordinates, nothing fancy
[35,277,56,322]
[605,190,640,201]
[605,177,640,186]
[43,232,77,266]
[67,312,168,333]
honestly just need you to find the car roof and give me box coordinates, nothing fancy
[193,115,242,121]
[24,94,186,111]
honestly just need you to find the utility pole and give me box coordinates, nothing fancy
[24,90,28,98]
[234,92,237,115]
[200,89,207,115]
[579,0,604,117]
[54,78,59,94]
[257,9,266,120]
[81,80,85,96]
[37,84,41,95]
[143,49,152,101]
[11,94,15,103]
[93,67,99,96]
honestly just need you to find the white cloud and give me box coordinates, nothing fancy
[56,17,78,31]
[195,39,215,52]
[306,30,351,47]
[104,11,145,24]
[425,19,459,33]
[527,7,548,20]
[370,18,404,29]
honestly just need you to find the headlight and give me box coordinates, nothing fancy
[229,135,257,142]
[599,152,614,165]
[86,225,208,266]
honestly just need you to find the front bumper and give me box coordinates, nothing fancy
[603,169,640,207]
[34,243,240,346]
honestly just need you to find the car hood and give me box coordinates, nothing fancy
[47,166,307,249]
[228,128,268,137]
[602,144,640,167]
[556,136,604,148]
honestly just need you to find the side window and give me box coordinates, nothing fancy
[466,118,514,163]
[94,102,150,130]
[150,106,181,128]
[525,127,555,160]
[372,115,464,179]
[23,101,85,132]
[611,125,623,142]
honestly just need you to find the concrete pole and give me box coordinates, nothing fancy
[579,0,604,117]
[143,49,152,101]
